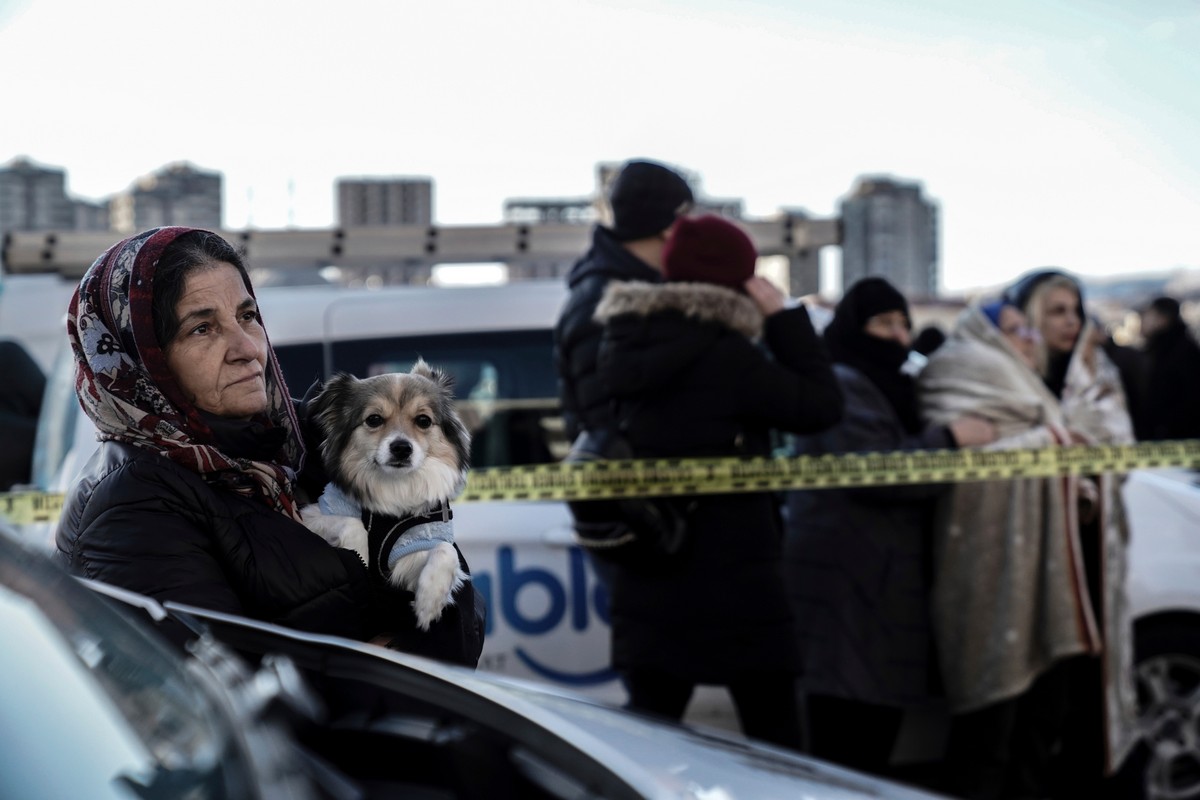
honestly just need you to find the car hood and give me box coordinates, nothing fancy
[165,601,946,800]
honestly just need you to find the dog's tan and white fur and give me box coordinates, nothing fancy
[300,361,471,630]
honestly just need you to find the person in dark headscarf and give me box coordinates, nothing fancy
[782,276,996,779]
[56,227,484,665]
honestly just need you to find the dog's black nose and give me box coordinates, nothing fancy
[388,439,413,465]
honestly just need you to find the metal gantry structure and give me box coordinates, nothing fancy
[1,218,841,291]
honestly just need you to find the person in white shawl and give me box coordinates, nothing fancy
[919,279,1136,799]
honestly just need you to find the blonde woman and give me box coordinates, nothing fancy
[920,274,1136,798]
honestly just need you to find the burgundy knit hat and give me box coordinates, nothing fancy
[662,215,758,291]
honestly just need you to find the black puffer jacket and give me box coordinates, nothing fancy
[0,340,46,490]
[553,226,662,440]
[784,365,954,708]
[594,281,842,682]
[57,441,484,667]
[1144,320,1200,441]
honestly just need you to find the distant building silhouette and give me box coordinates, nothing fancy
[840,176,939,299]
[1,157,844,297]
[73,197,109,232]
[111,162,222,233]
[337,177,433,227]
[0,157,107,235]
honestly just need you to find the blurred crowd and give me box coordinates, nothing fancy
[555,158,1200,800]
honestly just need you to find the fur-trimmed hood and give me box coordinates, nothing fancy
[592,280,766,400]
[594,280,763,339]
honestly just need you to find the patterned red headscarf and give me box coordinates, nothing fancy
[67,227,306,522]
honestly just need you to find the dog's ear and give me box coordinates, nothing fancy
[411,358,455,393]
[410,358,434,380]
[308,372,359,439]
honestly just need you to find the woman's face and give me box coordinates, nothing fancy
[1037,285,1082,354]
[997,305,1037,368]
[163,264,269,419]
[864,310,912,348]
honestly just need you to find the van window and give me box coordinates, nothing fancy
[273,329,565,469]
[32,345,81,490]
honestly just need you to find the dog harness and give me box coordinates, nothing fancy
[318,483,456,579]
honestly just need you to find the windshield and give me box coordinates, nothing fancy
[273,328,568,467]
[0,531,256,799]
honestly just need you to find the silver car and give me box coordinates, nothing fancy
[0,521,947,799]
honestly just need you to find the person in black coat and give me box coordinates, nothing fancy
[1141,295,1200,441]
[0,339,46,490]
[56,227,484,667]
[553,159,694,442]
[554,160,693,591]
[783,277,996,778]
[592,215,843,751]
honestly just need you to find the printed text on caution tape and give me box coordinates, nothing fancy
[460,440,1200,502]
[2,441,1197,523]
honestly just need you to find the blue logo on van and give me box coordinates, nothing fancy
[513,649,618,686]
[473,546,617,686]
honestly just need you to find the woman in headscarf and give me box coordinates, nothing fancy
[1005,270,1133,444]
[56,227,484,665]
[782,276,996,778]
[919,295,1137,798]
[591,215,843,751]
[947,269,1138,798]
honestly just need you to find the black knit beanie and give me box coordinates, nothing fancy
[608,160,694,242]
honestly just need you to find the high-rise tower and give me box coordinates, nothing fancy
[840,176,939,298]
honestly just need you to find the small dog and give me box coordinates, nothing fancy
[301,360,472,630]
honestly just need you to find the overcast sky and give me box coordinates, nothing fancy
[1,0,1197,292]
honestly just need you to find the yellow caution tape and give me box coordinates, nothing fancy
[0,491,66,525]
[458,439,1200,502]
[4,441,1198,522]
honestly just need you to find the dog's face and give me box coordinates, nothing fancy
[308,360,471,512]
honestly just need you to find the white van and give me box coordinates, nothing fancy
[30,278,635,707]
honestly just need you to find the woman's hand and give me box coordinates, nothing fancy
[744,276,788,316]
[949,415,998,447]
[1065,428,1093,446]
